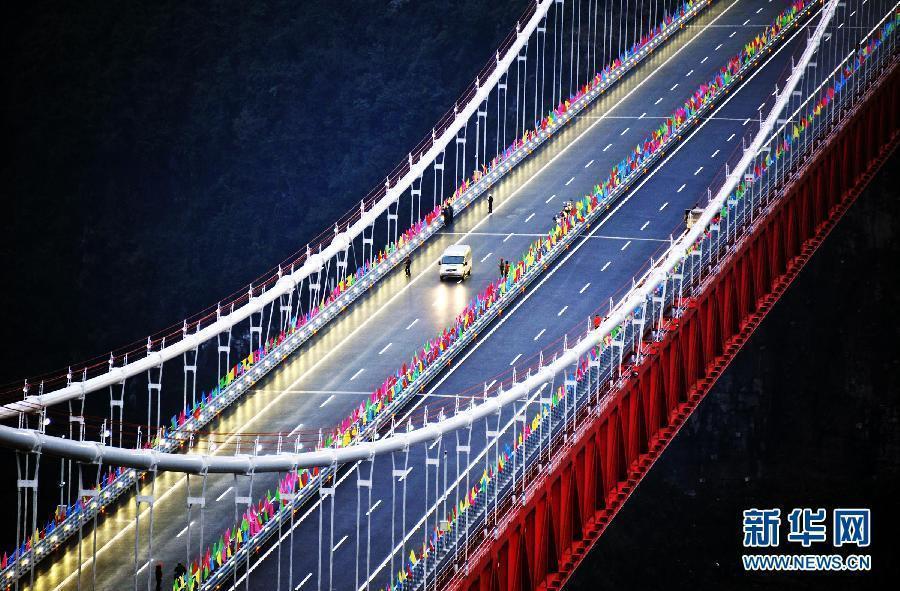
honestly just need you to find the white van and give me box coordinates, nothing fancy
[439,244,473,281]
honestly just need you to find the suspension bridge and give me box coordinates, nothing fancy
[1,0,898,590]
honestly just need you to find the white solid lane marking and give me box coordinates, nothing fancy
[366,500,382,516]
[659,201,668,211]
[585,159,594,168]
[320,394,335,407]
[566,176,575,185]
[350,368,365,381]
[727,133,736,141]
[332,535,349,552]
[711,149,720,158]
[715,43,723,51]
[480,251,493,263]
[640,221,649,231]
[603,143,613,151]
[654,97,663,105]
[176,521,195,538]
[579,282,591,294]
[620,127,630,136]
[534,328,546,341]
[406,318,419,330]
[686,69,694,77]
[378,343,392,355]
[297,573,313,589]
[701,56,709,64]
[525,212,535,222]
[670,83,679,91]
[557,305,568,316]
[503,233,514,242]
[694,166,704,175]
[509,353,523,366]
[216,486,234,502]
[545,194,556,203]
[601,261,611,272]
[677,183,686,192]
[620,240,631,251]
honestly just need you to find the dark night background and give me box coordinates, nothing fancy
[2,0,897,588]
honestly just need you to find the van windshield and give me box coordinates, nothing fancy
[441,255,465,265]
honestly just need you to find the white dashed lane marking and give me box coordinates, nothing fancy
[620,240,631,251]
[603,143,613,151]
[677,183,686,193]
[619,128,630,136]
[640,221,649,231]
[585,159,594,168]
[480,251,493,263]
[546,194,556,203]
[601,261,611,272]
[406,318,419,330]
[319,394,335,408]
[534,329,546,341]
[566,176,575,185]
[654,97,663,105]
[557,305,568,316]
[694,166,703,176]
[579,282,591,293]
[659,202,668,211]
[525,212,535,223]
[350,368,365,380]
[727,133,736,141]
[378,343,392,355]
[509,353,523,366]
[711,149,720,158]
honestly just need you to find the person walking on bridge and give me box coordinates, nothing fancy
[487,192,494,215]
[404,255,412,278]
[498,257,506,279]
[154,563,163,591]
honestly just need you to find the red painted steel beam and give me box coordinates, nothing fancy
[446,60,900,591]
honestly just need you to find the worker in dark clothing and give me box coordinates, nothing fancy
[498,258,505,279]
[174,563,187,582]
[155,564,163,591]
[487,193,494,214]
[442,204,454,226]
[404,255,411,278]
[504,260,511,277]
